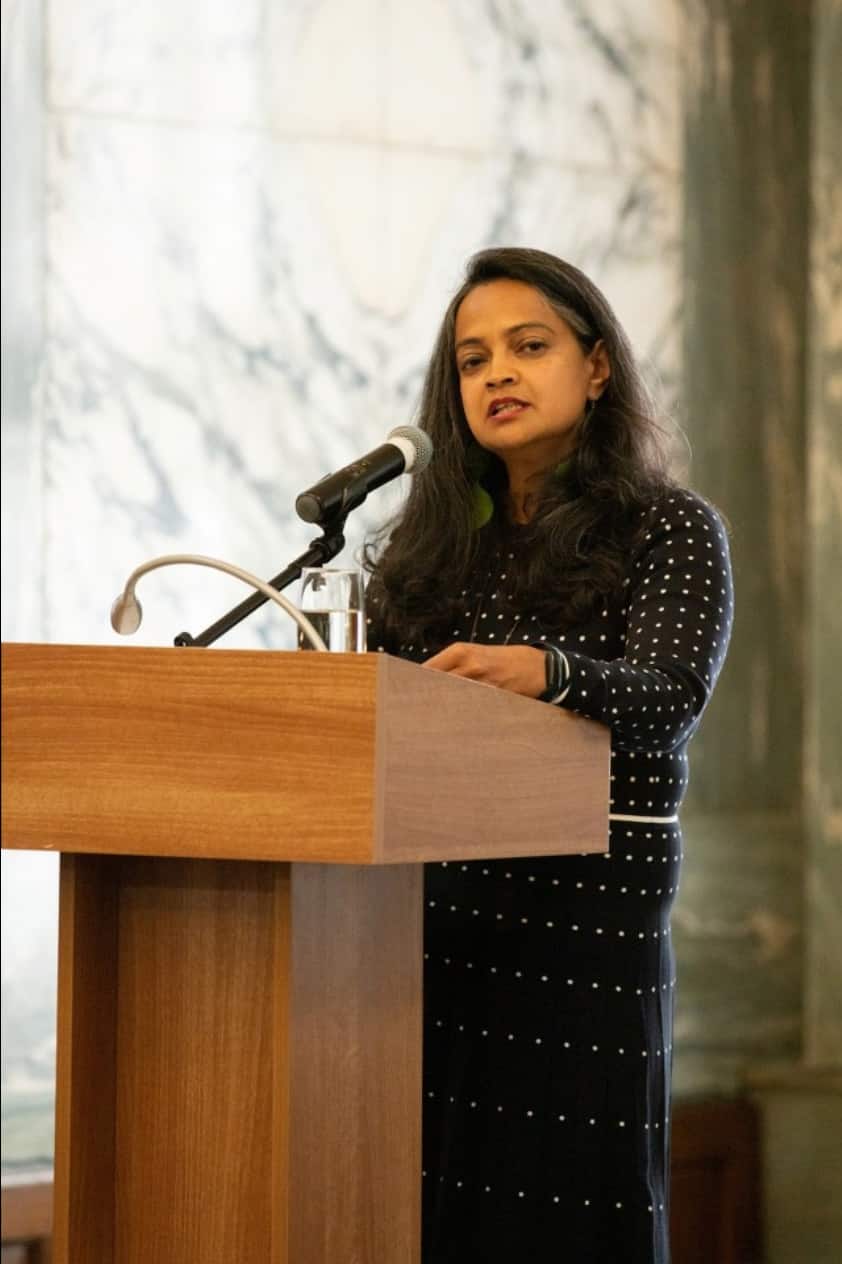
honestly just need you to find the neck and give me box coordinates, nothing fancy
[504,454,574,524]
[506,484,539,524]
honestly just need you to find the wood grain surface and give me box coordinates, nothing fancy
[376,653,609,861]
[287,864,422,1263]
[49,854,421,1264]
[3,641,607,1261]
[113,858,282,1263]
[52,855,119,1264]
[2,643,609,865]
[2,643,379,863]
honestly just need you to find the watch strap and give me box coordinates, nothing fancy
[534,643,570,703]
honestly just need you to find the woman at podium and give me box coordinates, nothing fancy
[366,246,734,1264]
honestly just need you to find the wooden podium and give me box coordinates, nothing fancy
[1,642,609,1264]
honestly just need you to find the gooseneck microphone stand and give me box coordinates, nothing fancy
[173,517,348,648]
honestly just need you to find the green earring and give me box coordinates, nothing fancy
[466,443,494,529]
[470,483,495,528]
[468,450,574,529]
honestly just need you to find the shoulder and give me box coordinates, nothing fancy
[637,486,730,542]
[627,487,732,587]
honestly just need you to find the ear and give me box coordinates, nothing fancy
[587,340,611,399]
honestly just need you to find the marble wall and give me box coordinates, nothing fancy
[39,0,683,653]
[2,0,685,1169]
[1,0,55,1170]
[7,3,840,1253]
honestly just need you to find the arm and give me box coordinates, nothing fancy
[549,491,734,752]
[365,581,397,655]
[423,491,734,753]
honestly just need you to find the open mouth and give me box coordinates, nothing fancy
[488,398,529,419]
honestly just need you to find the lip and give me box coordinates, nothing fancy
[487,397,529,420]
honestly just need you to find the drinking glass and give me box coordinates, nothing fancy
[297,568,366,652]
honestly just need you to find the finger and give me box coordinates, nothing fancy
[433,657,487,681]
[424,644,469,671]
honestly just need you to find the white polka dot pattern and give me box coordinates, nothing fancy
[366,489,733,1263]
[552,493,733,762]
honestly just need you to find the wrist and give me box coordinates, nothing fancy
[533,644,570,703]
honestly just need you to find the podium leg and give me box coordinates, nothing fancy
[52,854,422,1264]
[53,854,119,1263]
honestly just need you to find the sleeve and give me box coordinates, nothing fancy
[548,491,734,753]
[364,579,395,654]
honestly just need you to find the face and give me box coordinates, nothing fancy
[453,278,610,469]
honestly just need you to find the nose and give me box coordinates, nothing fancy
[485,355,518,389]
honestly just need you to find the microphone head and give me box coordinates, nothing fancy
[387,425,434,473]
[111,590,143,635]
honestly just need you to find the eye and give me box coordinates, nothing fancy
[519,338,546,354]
[458,354,485,374]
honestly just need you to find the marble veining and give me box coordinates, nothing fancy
[41,5,683,646]
[5,0,685,1169]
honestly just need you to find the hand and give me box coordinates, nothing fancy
[423,642,547,698]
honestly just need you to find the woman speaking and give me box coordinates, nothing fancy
[366,247,734,1263]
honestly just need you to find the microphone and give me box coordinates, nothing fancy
[110,554,329,650]
[295,425,434,525]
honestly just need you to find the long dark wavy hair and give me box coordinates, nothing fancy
[365,247,675,645]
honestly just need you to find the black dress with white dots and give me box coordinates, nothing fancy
[368,488,734,1264]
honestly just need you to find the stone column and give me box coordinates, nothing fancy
[804,0,842,1078]
[679,1,842,1259]
[677,0,810,1096]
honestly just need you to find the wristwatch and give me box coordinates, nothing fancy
[536,644,569,703]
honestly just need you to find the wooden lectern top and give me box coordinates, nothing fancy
[1,642,609,864]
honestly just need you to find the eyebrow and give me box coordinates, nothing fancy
[454,322,555,352]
